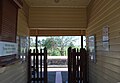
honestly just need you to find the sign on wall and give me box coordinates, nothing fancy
[16,36,29,61]
[103,25,109,51]
[0,41,18,56]
[88,35,96,63]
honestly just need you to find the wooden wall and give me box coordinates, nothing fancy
[87,0,120,83]
[17,9,29,36]
[0,0,18,66]
[29,7,87,29]
[16,3,29,83]
[0,0,29,83]
[22,0,29,19]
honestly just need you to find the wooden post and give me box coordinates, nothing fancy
[77,49,80,82]
[73,48,76,83]
[44,47,47,83]
[28,49,31,83]
[86,49,88,83]
[84,49,87,83]
[68,47,72,83]
[80,48,83,83]
[36,36,38,51]
[81,35,83,49]
[40,49,42,83]
[33,49,36,82]
[80,48,87,83]
[36,49,39,82]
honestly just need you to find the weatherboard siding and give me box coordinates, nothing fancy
[17,9,29,36]
[87,0,120,83]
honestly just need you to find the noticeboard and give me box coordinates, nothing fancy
[103,26,109,51]
[88,35,96,63]
[0,41,18,56]
[0,41,18,67]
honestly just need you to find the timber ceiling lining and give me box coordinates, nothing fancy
[29,7,87,29]
[24,0,90,7]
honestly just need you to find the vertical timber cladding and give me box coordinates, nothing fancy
[0,0,20,66]
[87,0,120,83]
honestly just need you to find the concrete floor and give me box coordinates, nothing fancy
[48,68,68,83]
[31,68,68,83]
[48,71,68,83]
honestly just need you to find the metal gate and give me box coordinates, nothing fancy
[28,47,47,83]
[68,47,88,83]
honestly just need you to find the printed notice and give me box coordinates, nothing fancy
[103,26,109,51]
[0,41,18,56]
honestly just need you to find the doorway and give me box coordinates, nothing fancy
[28,36,86,83]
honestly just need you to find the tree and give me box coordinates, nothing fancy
[41,38,55,49]
[54,36,76,56]
[39,36,77,56]
[40,37,56,56]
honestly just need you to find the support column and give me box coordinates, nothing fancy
[36,36,38,50]
[81,35,83,49]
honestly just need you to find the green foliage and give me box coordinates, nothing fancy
[53,36,77,56]
[30,36,79,56]
[42,36,77,56]
[51,49,60,56]
[41,38,55,49]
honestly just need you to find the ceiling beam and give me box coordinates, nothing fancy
[29,27,86,31]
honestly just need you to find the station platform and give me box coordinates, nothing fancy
[48,68,68,83]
